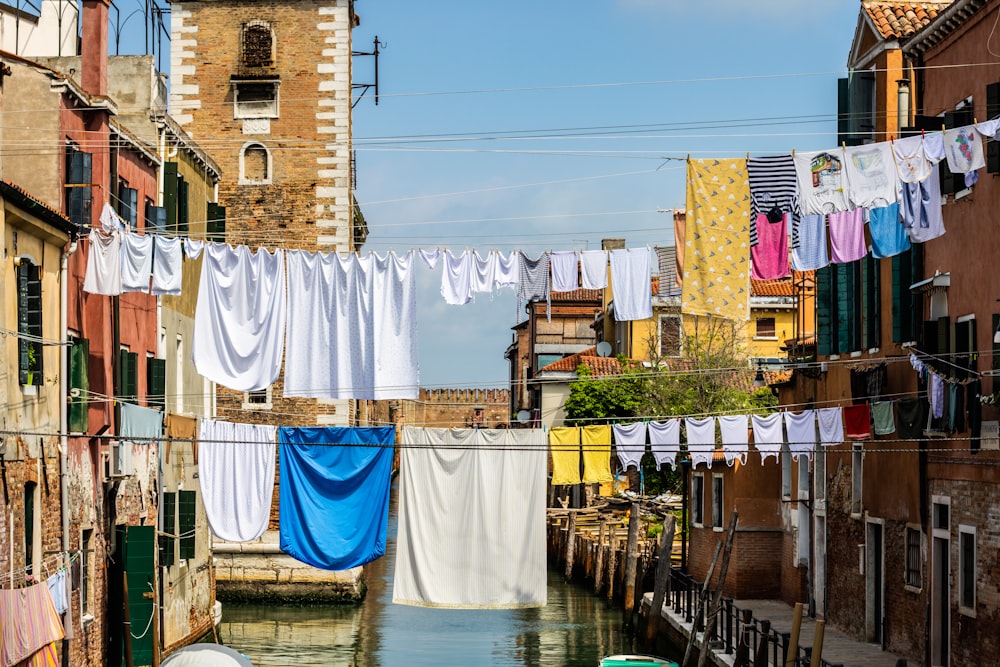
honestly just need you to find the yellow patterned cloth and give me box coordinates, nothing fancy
[549,427,581,485]
[581,425,613,483]
[683,158,752,321]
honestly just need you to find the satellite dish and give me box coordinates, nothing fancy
[516,410,531,424]
[596,341,612,357]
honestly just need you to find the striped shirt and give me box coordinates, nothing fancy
[747,155,799,247]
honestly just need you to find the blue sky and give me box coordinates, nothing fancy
[350,1,864,389]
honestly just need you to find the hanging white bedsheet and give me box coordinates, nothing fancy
[393,426,547,609]
[192,243,286,392]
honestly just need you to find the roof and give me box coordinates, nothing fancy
[538,346,623,376]
[750,271,814,297]
[862,1,952,38]
[549,287,603,302]
[903,0,987,55]
[0,180,76,235]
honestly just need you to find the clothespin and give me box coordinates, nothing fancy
[921,128,925,138]
[791,148,796,158]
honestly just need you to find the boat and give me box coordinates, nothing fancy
[599,655,679,667]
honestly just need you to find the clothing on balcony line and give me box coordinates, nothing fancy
[794,149,848,215]
[943,126,985,174]
[548,426,581,486]
[612,422,647,472]
[790,214,829,272]
[183,237,204,260]
[609,248,653,321]
[827,208,866,264]
[120,231,153,293]
[843,404,872,441]
[751,412,783,465]
[750,212,790,281]
[549,250,580,292]
[648,419,680,471]
[783,410,816,460]
[0,582,64,667]
[82,229,122,295]
[867,203,910,259]
[581,425,613,484]
[685,417,717,469]
[902,164,945,243]
[816,406,844,446]
[152,235,183,296]
[718,414,749,467]
[747,154,798,248]
[579,249,608,290]
[872,401,896,435]
[844,142,898,210]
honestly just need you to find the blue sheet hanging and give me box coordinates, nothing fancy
[278,426,395,570]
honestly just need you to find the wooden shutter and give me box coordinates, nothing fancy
[67,150,92,227]
[836,263,854,354]
[146,357,165,410]
[69,337,89,432]
[178,490,196,560]
[988,83,1000,173]
[119,350,138,404]
[18,262,42,385]
[207,202,226,243]
[863,255,880,349]
[160,491,175,567]
[163,162,178,233]
[178,178,189,236]
[816,265,833,356]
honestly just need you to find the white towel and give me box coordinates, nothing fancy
[685,417,717,469]
[579,249,608,290]
[192,243,286,392]
[609,248,652,321]
[151,235,183,296]
[393,427,547,609]
[751,413,784,465]
[46,570,68,615]
[83,229,122,295]
[817,407,844,446]
[718,414,749,466]
[418,247,440,270]
[440,249,473,305]
[784,410,817,461]
[612,422,647,472]
[550,251,579,292]
[648,419,680,471]
[199,419,276,543]
[184,238,204,260]
[120,232,153,293]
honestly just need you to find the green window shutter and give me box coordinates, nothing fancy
[835,263,853,354]
[207,202,226,243]
[119,350,138,404]
[178,490,196,560]
[816,266,833,357]
[69,337,90,432]
[863,256,881,350]
[17,262,42,385]
[891,254,902,342]
[160,491,175,568]
[146,357,165,410]
[987,82,1000,173]
[122,525,156,665]
[837,78,850,145]
[178,178,189,236]
[163,162,179,234]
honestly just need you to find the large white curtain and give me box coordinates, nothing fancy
[393,427,547,609]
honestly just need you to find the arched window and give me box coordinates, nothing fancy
[239,142,272,185]
[242,21,274,68]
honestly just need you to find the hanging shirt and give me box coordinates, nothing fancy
[747,154,798,247]
[549,427,581,485]
[750,212,790,280]
[648,419,680,471]
[896,397,924,440]
[579,249,608,290]
[902,165,945,243]
[183,237,204,260]
[685,417,716,469]
[581,425,613,483]
[471,250,497,295]
[609,248,652,321]
[816,407,844,446]
[751,413,784,464]
[872,401,896,435]
[828,209,867,264]
[791,214,830,271]
[83,229,123,295]
[493,250,519,291]
[794,149,848,215]
[199,419,276,543]
[192,243,286,392]
[868,203,910,259]
[550,251,579,292]
[930,373,945,419]
[892,134,933,184]
[845,143,898,209]
[151,235,183,296]
[943,125,985,174]
[440,249,473,305]
[612,422,647,472]
[418,247,441,270]
[120,232,153,293]
[718,414,749,467]
[45,571,68,616]
[517,251,551,320]
[843,404,872,440]
[278,426,395,571]
[783,410,816,461]
[393,427,547,609]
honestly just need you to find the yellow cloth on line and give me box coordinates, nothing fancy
[549,427,581,485]
[683,158,752,321]
[581,425,613,484]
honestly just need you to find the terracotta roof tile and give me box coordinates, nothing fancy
[549,288,603,302]
[751,271,814,298]
[863,2,951,39]
[538,347,624,376]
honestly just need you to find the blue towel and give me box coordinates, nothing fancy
[278,426,395,571]
[868,203,910,259]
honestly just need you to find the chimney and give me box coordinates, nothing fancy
[81,0,109,96]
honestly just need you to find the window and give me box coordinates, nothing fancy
[81,529,94,618]
[838,69,875,145]
[163,162,180,233]
[17,258,42,387]
[536,353,563,371]
[24,482,39,577]
[160,491,175,568]
[233,81,280,119]
[119,348,138,404]
[242,21,274,67]
[905,526,921,589]
[711,474,724,529]
[177,177,189,235]
[243,386,273,411]
[145,198,165,233]
[207,202,227,243]
[178,490,196,560]
[239,142,272,184]
[65,146,92,227]
[117,179,137,226]
[755,317,776,339]
[68,336,89,432]
[659,315,682,357]
[147,355,165,410]
[891,247,922,343]
[851,442,863,515]
[959,525,976,613]
[691,473,704,526]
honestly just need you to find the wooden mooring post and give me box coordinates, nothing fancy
[606,527,617,603]
[595,517,607,595]
[644,514,677,646]
[785,602,804,667]
[564,511,577,582]
[623,502,642,631]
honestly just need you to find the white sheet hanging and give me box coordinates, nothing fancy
[579,249,608,290]
[493,250,519,290]
[393,426,547,609]
[609,248,652,321]
[151,235,183,296]
[192,243,286,392]
[550,250,579,292]
[440,249,473,305]
[120,232,153,293]
[817,407,844,446]
[471,250,497,295]
[199,419,276,543]
[83,229,122,295]
[418,247,441,270]
[751,413,783,464]
[783,410,817,461]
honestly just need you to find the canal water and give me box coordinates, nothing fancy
[220,481,640,666]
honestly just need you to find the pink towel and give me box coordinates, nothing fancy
[751,213,791,280]
[828,209,867,264]
[0,583,65,666]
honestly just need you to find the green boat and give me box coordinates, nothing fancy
[598,655,679,667]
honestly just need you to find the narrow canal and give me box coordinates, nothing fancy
[220,481,636,666]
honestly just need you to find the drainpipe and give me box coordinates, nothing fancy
[60,234,79,646]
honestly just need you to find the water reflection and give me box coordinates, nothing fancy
[221,482,633,666]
